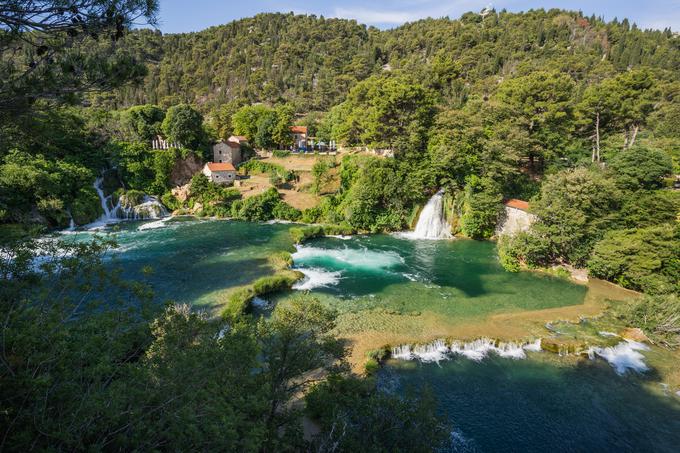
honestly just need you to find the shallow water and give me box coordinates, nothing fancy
[57,220,679,449]
[61,218,295,307]
[384,356,680,452]
[287,235,587,321]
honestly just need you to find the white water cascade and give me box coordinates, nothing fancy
[90,176,168,228]
[410,190,451,239]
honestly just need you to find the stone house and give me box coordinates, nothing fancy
[290,126,308,150]
[202,162,236,185]
[212,140,242,165]
[497,199,536,236]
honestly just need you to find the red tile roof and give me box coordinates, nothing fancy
[505,199,529,211]
[207,162,236,172]
[290,125,307,134]
[229,135,248,142]
[226,140,240,148]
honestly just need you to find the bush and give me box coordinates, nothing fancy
[236,188,280,221]
[289,224,355,243]
[161,191,182,211]
[119,189,146,209]
[272,201,301,221]
[272,150,290,158]
[460,176,503,239]
[588,224,679,294]
[71,187,102,225]
[612,294,680,348]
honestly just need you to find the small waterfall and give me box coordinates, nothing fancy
[410,190,451,239]
[90,177,167,228]
[118,195,168,220]
[93,176,121,225]
[391,338,543,363]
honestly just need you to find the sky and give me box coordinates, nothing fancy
[151,0,680,33]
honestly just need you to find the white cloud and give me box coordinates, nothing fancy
[332,0,487,25]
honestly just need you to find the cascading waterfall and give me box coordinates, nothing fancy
[91,176,167,227]
[93,176,120,224]
[410,190,451,239]
[391,338,543,363]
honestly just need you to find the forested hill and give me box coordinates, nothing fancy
[108,9,680,111]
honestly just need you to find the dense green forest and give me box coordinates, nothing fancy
[2,4,680,448]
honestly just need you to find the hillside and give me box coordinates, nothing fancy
[106,10,680,112]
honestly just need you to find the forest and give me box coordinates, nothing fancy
[1,2,679,450]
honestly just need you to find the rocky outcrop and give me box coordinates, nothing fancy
[169,152,203,187]
[171,183,191,203]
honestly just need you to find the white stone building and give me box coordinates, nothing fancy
[203,162,236,185]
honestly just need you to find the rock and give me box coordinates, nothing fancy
[540,338,587,355]
[619,327,650,343]
[169,152,203,187]
[172,183,191,203]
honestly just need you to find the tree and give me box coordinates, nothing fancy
[614,70,659,149]
[232,104,271,143]
[121,104,165,142]
[272,104,294,148]
[527,167,621,265]
[339,74,437,154]
[254,109,278,150]
[459,176,503,239]
[608,146,673,190]
[161,104,204,149]
[306,375,451,452]
[588,224,679,294]
[496,71,576,165]
[257,296,344,450]
[576,78,620,162]
[0,0,158,111]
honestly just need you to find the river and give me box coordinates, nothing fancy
[59,218,680,451]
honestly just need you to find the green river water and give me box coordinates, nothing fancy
[61,218,680,452]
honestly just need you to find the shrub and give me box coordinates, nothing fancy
[272,150,290,158]
[236,188,280,221]
[588,224,679,294]
[272,201,301,221]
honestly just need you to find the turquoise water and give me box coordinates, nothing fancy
[63,219,295,307]
[384,356,680,452]
[60,220,680,450]
[289,234,587,319]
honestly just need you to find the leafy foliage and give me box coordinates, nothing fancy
[588,224,679,294]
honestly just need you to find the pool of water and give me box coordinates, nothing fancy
[61,218,296,307]
[287,234,587,320]
[57,219,680,449]
[383,355,680,452]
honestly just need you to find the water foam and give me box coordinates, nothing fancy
[292,245,403,271]
[391,338,543,363]
[587,340,650,375]
[404,190,452,240]
[293,267,342,290]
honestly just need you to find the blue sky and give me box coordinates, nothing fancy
[152,1,679,33]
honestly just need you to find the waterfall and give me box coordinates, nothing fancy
[391,338,543,363]
[92,176,121,225]
[410,190,451,239]
[90,177,167,228]
[118,194,168,220]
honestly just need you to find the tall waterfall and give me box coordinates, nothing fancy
[410,190,452,239]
